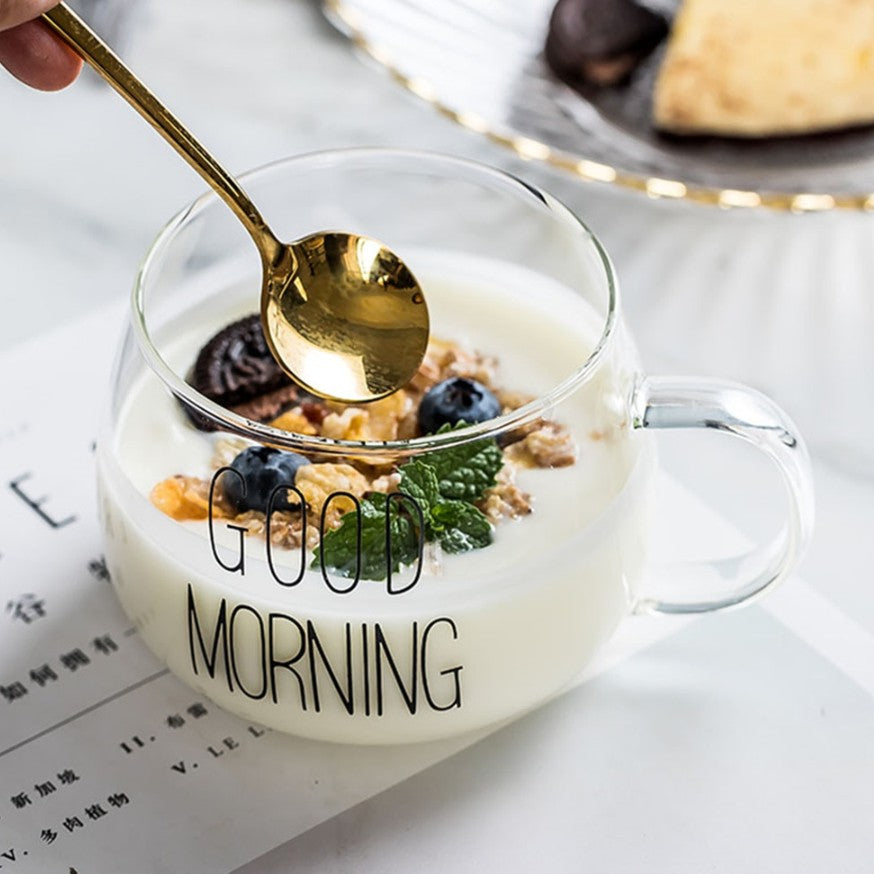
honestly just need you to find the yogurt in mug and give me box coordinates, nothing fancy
[97,252,653,744]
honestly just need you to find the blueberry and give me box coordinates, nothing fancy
[222,446,310,513]
[417,378,502,434]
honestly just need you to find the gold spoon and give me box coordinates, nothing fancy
[41,2,429,403]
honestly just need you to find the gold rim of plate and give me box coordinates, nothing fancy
[326,0,874,214]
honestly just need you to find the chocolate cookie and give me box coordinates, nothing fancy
[545,0,668,87]
[192,314,290,405]
[183,314,300,429]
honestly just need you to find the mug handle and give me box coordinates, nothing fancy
[630,376,815,615]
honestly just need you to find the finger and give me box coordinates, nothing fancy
[0,19,81,90]
[0,0,60,32]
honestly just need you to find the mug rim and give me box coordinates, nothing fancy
[132,147,620,459]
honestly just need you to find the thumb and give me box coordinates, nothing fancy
[0,0,61,32]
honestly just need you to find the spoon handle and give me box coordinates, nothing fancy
[41,2,283,264]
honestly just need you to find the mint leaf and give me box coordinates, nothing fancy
[312,494,418,581]
[398,459,440,513]
[431,500,493,553]
[313,425,504,578]
[426,434,503,502]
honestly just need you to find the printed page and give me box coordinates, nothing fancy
[0,306,713,872]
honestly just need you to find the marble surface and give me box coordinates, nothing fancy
[2,0,873,870]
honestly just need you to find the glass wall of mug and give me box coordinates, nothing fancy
[97,151,710,744]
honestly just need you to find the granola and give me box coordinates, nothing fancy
[504,420,578,469]
[153,335,577,554]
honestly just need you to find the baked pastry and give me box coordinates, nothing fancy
[546,0,874,138]
[654,0,874,137]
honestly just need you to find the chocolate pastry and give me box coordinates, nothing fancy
[545,0,668,87]
[183,314,300,429]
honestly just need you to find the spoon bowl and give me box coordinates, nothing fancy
[263,232,428,401]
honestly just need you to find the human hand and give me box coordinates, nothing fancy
[0,1,81,90]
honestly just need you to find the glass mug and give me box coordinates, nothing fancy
[96,150,814,745]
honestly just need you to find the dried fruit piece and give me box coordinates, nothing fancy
[151,476,222,521]
[270,408,318,436]
[300,401,329,426]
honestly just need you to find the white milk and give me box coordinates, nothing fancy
[97,253,653,744]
